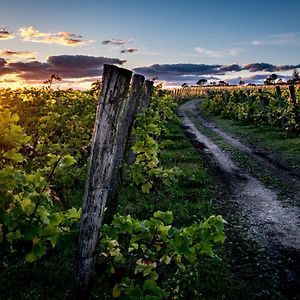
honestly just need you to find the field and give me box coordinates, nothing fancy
[0,82,300,299]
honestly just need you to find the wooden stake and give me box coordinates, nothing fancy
[75,64,132,299]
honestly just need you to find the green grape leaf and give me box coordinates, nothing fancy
[66,207,81,220]
[3,149,25,162]
[25,243,47,262]
[141,181,152,193]
[60,155,77,167]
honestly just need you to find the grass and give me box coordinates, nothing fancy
[200,103,300,170]
[117,117,215,227]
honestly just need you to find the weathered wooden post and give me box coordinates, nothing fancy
[140,80,154,109]
[75,64,132,299]
[258,88,267,111]
[127,79,154,165]
[289,85,300,126]
[105,74,145,218]
[276,85,286,129]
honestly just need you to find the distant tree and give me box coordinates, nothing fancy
[211,81,217,86]
[218,80,228,86]
[292,69,299,80]
[277,78,284,85]
[291,69,300,84]
[270,73,278,83]
[181,83,189,88]
[239,80,245,86]
[264,73,278,85]
[264,77,273,85]
[91,80,102,94]
[196,78,207,86]
[43,74,62,89]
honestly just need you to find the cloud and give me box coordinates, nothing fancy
[243,63,276,72]
[102,38,126,45]
[19,26,92,46]
[219,64,242,72]
[251,32,300,46]
[0,29,15,40]
[2,58,299,88]
[0,55,126,81]
[133,63,225,83]
[120,48,138,54]
[0,50,36,59]
[134,63,222,78]
[195,47,243,57]
[244,62,300,72]
[133,62,300,86]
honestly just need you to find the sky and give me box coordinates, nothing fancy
[0,0,299,88]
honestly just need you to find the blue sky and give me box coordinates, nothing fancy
[0,0,299,87]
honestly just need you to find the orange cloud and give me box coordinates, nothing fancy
[0,29,15,40]
[0,54,126,87]
[0,50,36,59]
[19,26,93,46]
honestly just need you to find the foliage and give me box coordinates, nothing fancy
[0,87,97,262]
[99,211,226,299]
[0,86,228,299]
[202,87,300,133]
[130,89,180,193]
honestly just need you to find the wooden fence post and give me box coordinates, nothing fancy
[105,74,145,218]
[75,64,132,299]
[276,85,286,129]
[258,88,267,111]
[127,79,154,165]
[289,85,300,125]
[140,80,154,109]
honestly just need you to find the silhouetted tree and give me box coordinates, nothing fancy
[218,80,228,86]
[291,69,300,84]
[277,78,284,85]
[264,77,273,85]
[239,80,245,86]
[270,73,278,83]
[196,78,207,86]
[181,83,189,88]
[43,74,62,89]
[264,73,278,85]
[91,80,102,94]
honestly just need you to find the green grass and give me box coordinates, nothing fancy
[117,118,214,227]
[200,103,300,170]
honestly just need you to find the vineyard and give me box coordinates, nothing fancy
[1,65,300,299]
[0,66,227,299]
[202,86,300,133]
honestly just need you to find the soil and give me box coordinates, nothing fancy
[178,99,300,299]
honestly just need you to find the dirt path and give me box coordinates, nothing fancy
[178,99,300,298]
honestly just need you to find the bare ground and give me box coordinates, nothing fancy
[178,99,300,299]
